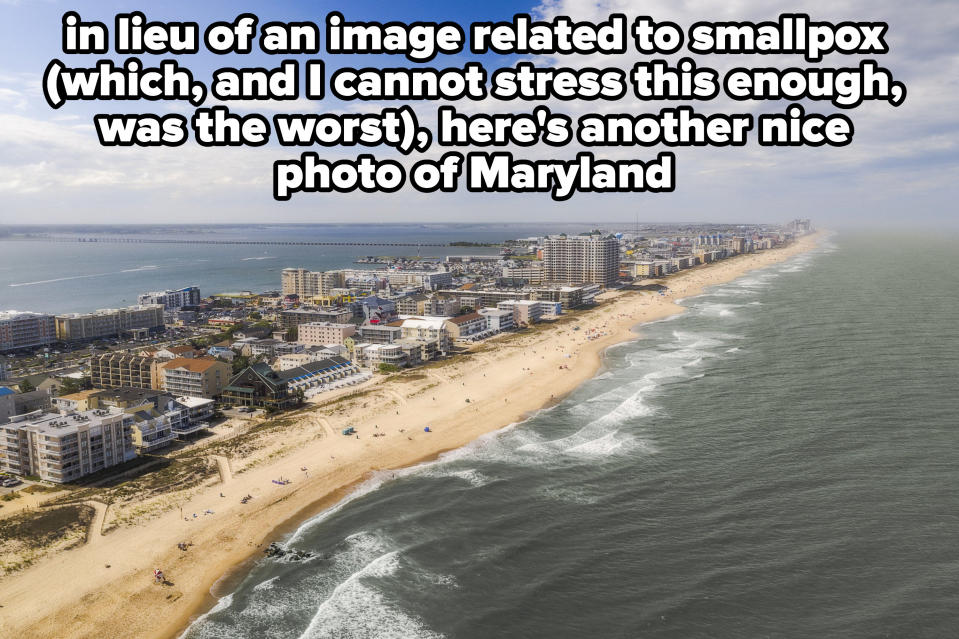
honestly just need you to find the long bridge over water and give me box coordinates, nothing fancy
[1,236,451,248]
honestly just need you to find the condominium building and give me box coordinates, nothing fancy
[55,305,164,342]
[89,352,158,390]
[356,324,402,345]
[496,300,546,326]
[281,268,345,298]
[444,313,487,338]
[543,235,620,287]
[503,263,545,285]
[297,322,357,346]
[0,409,136,482]
[392,318,452,354]
[280,307,354,330]
[479,308,515,332]
[137,286,201,310]
[157,357,231,398]
[0,311,56,352]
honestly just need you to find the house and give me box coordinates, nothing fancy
[154,345,199,360]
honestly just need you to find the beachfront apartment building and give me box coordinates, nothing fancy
[480,308,515,332]
[497,300,546,326]
[444,313,487,339]
[89,352,159,390]
[297,322,357,346]
[393,318,452,354]
[157,357,231,399]
[0,311,56,352]
[137,286,201,310]
[543,235,620,288]
[55,305,165,342]
[0,408,136,482]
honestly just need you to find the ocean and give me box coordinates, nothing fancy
[0,224,591,314]
[179,231,959,638]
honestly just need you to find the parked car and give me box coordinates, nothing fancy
[1,478,22,487]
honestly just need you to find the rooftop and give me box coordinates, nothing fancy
[160,357,224,373]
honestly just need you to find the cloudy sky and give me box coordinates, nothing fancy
[0,0,955,227]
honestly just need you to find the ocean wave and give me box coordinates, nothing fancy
[241,256,277,261]
[120,265,159,272]
[297,549,443,639]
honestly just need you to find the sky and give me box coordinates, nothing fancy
[0,0,956,228]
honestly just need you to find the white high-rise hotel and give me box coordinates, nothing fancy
[543,235,620,288]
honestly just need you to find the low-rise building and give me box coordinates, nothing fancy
[297,322,357,346]
[222,363,293,410]
[496,300,546,326]
[280,307,353,330]
[158,357,230,399]
[276,357,358,392]
[393,317,451,355]
[357,324,401,345]
[89,352,158,390]
[444,313,487,339]
[55,305,165,342]
[480,308,515,332]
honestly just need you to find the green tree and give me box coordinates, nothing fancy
[18,379,35,393]
[231,355,251,374]
[378,363,400,374]
[457,306,474,316]
[285,326,298,341]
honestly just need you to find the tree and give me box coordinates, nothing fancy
[285,326,298,341]
[457,306,474,316]
[18,379,35,393]
[231,355,251,374]
[59,376,90,395]
[378,363,400,374]
[248,311,262,320]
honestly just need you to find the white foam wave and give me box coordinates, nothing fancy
[296,550,443,639]
[241,256,277,261]
[178,594,235,638]
[120,265,158,272]
[251,576,278,592]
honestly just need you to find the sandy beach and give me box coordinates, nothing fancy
[0,232,820,639]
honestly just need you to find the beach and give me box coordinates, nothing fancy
[0,232,820,639]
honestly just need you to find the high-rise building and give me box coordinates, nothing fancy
[0,311,56,352]
[543,236,620,287]
[137,286,201,310]
[281,268,345,298]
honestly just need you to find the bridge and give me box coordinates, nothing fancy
[1,237,450,247]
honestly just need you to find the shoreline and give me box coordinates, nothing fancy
[0,232,822,639]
